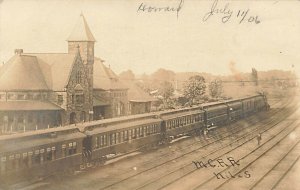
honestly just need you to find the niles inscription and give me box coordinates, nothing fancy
[202,0,260,24]
[192,157,251,179]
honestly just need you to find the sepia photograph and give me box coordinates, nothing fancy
[0,0,299,189]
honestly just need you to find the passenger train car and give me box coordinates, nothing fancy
[0,94,269,182]
[0,127,85,181]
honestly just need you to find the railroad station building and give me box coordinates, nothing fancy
[0,14,154,133]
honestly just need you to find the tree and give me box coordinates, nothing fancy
[119,70,135,81]
[158,81,174,108]
[209,79,223,98]
[252,68,258,86]
[151,68,176,83]
[183,75,206,104]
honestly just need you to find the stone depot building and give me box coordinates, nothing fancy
[0,15,155,133]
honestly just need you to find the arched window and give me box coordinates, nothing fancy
[76,70,82,84]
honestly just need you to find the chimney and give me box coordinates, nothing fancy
[15,49,23,55]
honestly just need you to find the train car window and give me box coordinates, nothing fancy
[128,130,132,140]
[1,156,6,173]
[34,150,40,165]
[68,143,73,155]
[132,128,136,139]
[152,125,155,133]
[95,137,99,148]
[15,154,20,168]
[103,135,107,146]
[140,127,143,137]
[7,155,14,170]
[120,132,123,143]
[27,151,33,167]
[111,134,115,145]
[39,149,44,163]
[46,148,52,161]
[99,136,103,147]
[136,128,140,138]
[73,142,77,154]
[124,131,128,141]
[115,133,119,144]
[107,134,111,146]
[62,144,67,157]
[22,153,28,167]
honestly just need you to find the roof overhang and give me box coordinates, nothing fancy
[0,101,63,111]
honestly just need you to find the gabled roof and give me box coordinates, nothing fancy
[67,14,96,42]
[93,57,128,90]
[25,53,77,91]
[0,54,49,91]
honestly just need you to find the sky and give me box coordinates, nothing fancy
[0,0,299,76]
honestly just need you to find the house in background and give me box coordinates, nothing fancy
[126,82,156,115]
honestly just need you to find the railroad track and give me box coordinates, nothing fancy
[193,118,300,190]
[248,140,300,190]
[95,98,296,190]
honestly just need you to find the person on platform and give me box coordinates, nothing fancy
[257,133,262,146]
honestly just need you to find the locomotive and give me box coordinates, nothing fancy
[0,94,269,181]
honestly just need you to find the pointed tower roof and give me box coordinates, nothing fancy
[67,14,96,42]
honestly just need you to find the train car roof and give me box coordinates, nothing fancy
[158,105,201,115]
[239,94,262,100]
[0,129,86,153]
[76,111,158,130]
[0,125,80,141]
[85,118,162,135]
[201,101,227,108]
[160,109,204,120]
